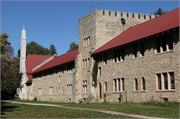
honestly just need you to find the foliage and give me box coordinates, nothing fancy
[154,8,168,15]
[1,34,19,99]
[67,42,78,52]
[92,61,98,87]
[18,41,57,56]
[1,33,11,55]
[49,44,57,55]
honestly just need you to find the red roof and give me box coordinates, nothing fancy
[92,8,179,55]
[26,54,52,83]
[32,49,79,73]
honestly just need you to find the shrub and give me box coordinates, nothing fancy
[33,97,37,101]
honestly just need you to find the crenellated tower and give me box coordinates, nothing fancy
[74,9,158,103]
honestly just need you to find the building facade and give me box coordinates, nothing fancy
[17,8,180,103]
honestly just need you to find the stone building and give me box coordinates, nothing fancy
[17,8,179,103]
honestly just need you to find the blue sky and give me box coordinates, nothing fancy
[1,0,179,56]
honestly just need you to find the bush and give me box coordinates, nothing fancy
[33,97,37,101]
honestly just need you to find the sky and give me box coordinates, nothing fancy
[1,0,179,57]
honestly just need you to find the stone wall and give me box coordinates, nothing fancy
[27,9,179,103]
[30,63,75,102]
[77,9,158,102]
[95,30,179,103]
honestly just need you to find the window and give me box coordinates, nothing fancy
[104,82,107,92]
[168,34,173,50]
[140,42,144,57]
[114,48,124,62]
[169,72,175,89]
[67,63,73,73]
[156,34,173,53]
[120,48,125,61]
[58,87,61,93]
[50,69,53,77]
[122,78,124,91]
[133,44,137,58]
[84,36,90,47]
[83,58,90,69]
[142,77,145,90]
[157,72,175,90]
[62,66,64,73]
[114,79,117,91]
[82,59,84,68]
[49,86,53,95]
[156,38,160,53]
[67,84,73,94]
[98,67,101,77]
[38,88,41,96]
[157,74,162,90]
[163,73,168,89]
[85,59,87,68]
[114,51,118,62]
[113,78,124,92]
[162,37,167,52]
[83,80,87,94]
[104,53,107,64]
[118,79,120,91]
[135,78,138,91]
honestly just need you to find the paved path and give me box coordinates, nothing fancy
[2,100,169,119]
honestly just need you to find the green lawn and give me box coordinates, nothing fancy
[64,102,179,118]
[5,100,180,118]
[1,102,131,118]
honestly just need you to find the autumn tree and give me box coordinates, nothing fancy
[1,33,19,99]
[154,8,168,15]
[67,42,78,52]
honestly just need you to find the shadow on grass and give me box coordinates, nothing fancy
[1,102,20,118]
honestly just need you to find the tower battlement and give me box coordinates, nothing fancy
[79,9,158,23]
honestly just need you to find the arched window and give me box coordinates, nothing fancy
[142,77,145,90]
[135,78,138,90]
[105,82,107,92]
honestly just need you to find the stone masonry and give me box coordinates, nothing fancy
[21,9,179,103]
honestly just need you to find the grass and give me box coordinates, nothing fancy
[1,102,132,118]
[5,99,180,118]
[64,102,179,118]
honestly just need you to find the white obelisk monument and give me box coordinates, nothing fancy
[17,26,28,99]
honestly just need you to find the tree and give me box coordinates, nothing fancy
[67,42,78,52]
[154,8,168,15]
[18,41,57,56]
[49,44,57,55]
[26,41,46,55]
[1,33,10,55]
[1,34,19,99]
[1,57,19,99]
